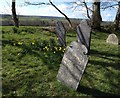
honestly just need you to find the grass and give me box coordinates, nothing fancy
[2,26,120,97]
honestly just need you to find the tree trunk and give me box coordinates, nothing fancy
[92,0,102,29]
[12,0,19,27]
[114,2,120,30]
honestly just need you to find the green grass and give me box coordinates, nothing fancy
[2,26,120,97]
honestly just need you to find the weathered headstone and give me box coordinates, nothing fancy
[106,34,118,45]
[55,21,66,46]
[57,41,88,90]
[77,20,91,51]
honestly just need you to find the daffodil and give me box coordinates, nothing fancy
[32,42,35,45]
[45,46,48,49]
[59,47,62,51]
[18,42,22,45]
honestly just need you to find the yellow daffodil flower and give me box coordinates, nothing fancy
[18,42,22,45]
[45,46,47,49]
[59,47,62,51]
[32,42,35,45]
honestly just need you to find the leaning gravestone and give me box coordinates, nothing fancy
[77,20,91,51]
[106,34,118,45]
[57,41,88,90]
[55,21,66,46]
[57,20,91,90]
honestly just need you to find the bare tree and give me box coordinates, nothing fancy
[12,0,19,27]
[114,1,120,30]
[91,0,102,29]
[70,0,102,29]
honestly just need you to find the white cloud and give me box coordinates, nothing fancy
[101,10,116,21]
[36,5,63,16]
[57,4,68,11]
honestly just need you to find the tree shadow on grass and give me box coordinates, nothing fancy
[2,40,64,96]
[90,49,119,58]
[80,49,120,97]
[89,60,119,70]
[77,85,120,97]
[89,49,119,70]
[2,38,63,70]
[2,39,15,46]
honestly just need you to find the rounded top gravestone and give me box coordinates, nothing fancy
[106,34,118,45]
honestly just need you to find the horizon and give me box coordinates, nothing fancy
[1,14,115,22]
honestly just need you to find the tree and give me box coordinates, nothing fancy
[114,1,120,30]
[12,0,19,27]
[70,0,102,29]
[91,0,102,29]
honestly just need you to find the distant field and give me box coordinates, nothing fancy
[0,14,80,27]
[2,26,120,96]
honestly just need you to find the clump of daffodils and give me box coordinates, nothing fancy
[13,39,66,53]
[42,45,66,53]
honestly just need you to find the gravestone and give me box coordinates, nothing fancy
[55,21,66,46]
[77,20,91,51]
[106,34,118,45]
[57,41,88,90]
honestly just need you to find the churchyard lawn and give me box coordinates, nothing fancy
[2,26,120,96]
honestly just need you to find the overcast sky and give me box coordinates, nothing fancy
[0,0,118,21]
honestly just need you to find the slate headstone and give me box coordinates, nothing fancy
[55,21,66,46]
[77,20,91,51]
[106,34,118,45]
[57,41,88,90]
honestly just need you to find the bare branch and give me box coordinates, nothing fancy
[25,1,50,6]
[101,4,118,9]
[83,0,91,19]
[69,1,93,20]
[49,0,72,27]
[71,2,84,12]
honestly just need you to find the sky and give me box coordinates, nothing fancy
[0,0,119,21]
